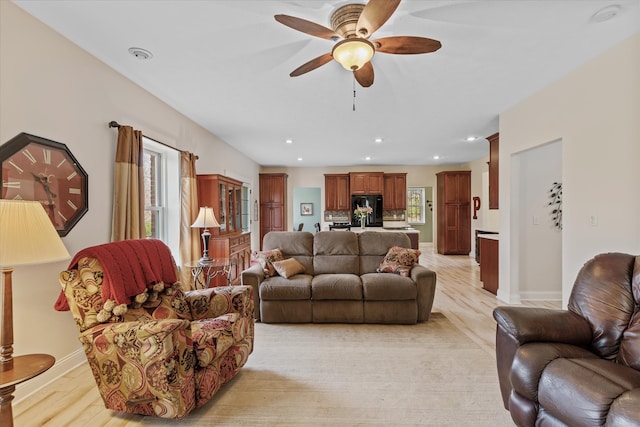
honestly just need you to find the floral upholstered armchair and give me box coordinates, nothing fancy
[56,239,254,419]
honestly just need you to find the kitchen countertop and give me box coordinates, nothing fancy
[478,233,499,240]
[324,226,419,234]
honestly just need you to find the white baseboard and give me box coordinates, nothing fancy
[13,348,86,404]
[519,290,562,301]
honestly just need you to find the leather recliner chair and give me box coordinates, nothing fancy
[493,252,640,426]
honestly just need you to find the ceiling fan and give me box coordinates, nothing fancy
[275,0,442,88]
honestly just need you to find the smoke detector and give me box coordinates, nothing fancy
[128,47,153,60]
[590,4,622,23]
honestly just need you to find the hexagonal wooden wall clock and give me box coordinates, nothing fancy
[0,133,88,236]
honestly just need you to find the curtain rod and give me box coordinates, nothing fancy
[108,121,198,159]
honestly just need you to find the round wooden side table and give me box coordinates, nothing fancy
[0,354,55,427]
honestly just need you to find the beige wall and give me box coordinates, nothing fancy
[499,33,640,305]
[0,1,260,399]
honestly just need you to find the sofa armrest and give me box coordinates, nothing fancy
[78,318,195,417]
[493,306,592,410]
[493,306,592,345]
[411,264,437,322]
[241,263,264,321]
[185,285,255,320]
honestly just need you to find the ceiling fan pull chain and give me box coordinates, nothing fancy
[353,75,356,111]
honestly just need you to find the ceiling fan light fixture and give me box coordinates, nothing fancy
[332,38,374,71]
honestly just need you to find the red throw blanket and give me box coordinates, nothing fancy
[55,239,177,311]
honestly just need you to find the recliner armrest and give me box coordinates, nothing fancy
[493,306,592,346]
[411,264,437,322]
[241,263,265,321]
[185,285,255,320]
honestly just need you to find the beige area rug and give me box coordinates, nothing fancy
[140,313,512,427]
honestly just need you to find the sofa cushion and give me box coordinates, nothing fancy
[253,249,284,277]
[538,357,640,426]
[510,342,599,402]
[263,231,315,275]
[313,231,359,275]
[568,252,636,360]
[361,272,417,300]
[260,275,313,300]
[607,388,640,425]
[377,246,421,277]
[272,257,306,278]
[191,313,242,367]
[312,274,362,300]
[359,232,411,274]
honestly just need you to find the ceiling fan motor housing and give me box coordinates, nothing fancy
[330,4,366,38]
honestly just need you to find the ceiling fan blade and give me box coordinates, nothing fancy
[373,36,442,54]
[275,14,340,40]
[290,52,334,77]
[354,61,374,88]
[356,0,401,38]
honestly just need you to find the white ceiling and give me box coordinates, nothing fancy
[13,0,640,167]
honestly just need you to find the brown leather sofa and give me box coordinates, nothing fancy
[241,231,437,324]
[493,252,640,426]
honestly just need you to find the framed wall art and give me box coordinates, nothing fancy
[300,203,313,216]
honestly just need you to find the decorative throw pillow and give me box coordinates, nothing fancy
[253,249,284,277]
[377,246,422,277]
[272,258,305,279]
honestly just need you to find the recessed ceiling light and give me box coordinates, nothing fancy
[590,4,622,23]
[465,136,477,142]
[285,139,293,144]
[365,156,372,161]
[297,157,303,161]
[433,155,440,160]
[128,47,153,60]
[374,137,383,143]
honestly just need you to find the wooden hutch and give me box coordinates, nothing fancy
[196,174,251,285]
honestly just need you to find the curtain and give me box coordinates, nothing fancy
[111,125,145,241]
[179,151,201,288]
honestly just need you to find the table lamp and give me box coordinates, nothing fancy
[0,199,70,426]
[191,207,220,263]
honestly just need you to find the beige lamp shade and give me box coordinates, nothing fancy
[332,38,375,71]
[0,200,70,267]
[191,207,220,229]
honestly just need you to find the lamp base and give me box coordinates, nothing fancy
[0,268,14,373]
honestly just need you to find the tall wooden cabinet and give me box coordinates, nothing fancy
[324,174,350,211]
[487,132,499,209]
[383,173,407,210]
[259,173,287,248]
[436,171,471,255]
[196,174,251,285]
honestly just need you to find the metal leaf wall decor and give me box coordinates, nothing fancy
[547,182,562,230]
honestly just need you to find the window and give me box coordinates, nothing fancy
[407,187,425,225]
[143,148,162,238]
[241,184,250,232]
[142,137,180,260]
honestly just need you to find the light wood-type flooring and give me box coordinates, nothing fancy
[13,243,561,425]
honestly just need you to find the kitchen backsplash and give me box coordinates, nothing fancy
[324,210,406,222]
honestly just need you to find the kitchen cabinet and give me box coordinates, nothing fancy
[436,171,471,255]
[479,235,499,295]
[325,174,350,211]
[196,174,249,285]
[259,173,287,248]
[383,173,407,210]
[349,172,383,195]
[487,132,499,210]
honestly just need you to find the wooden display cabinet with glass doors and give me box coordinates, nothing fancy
[196,174,251,286]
